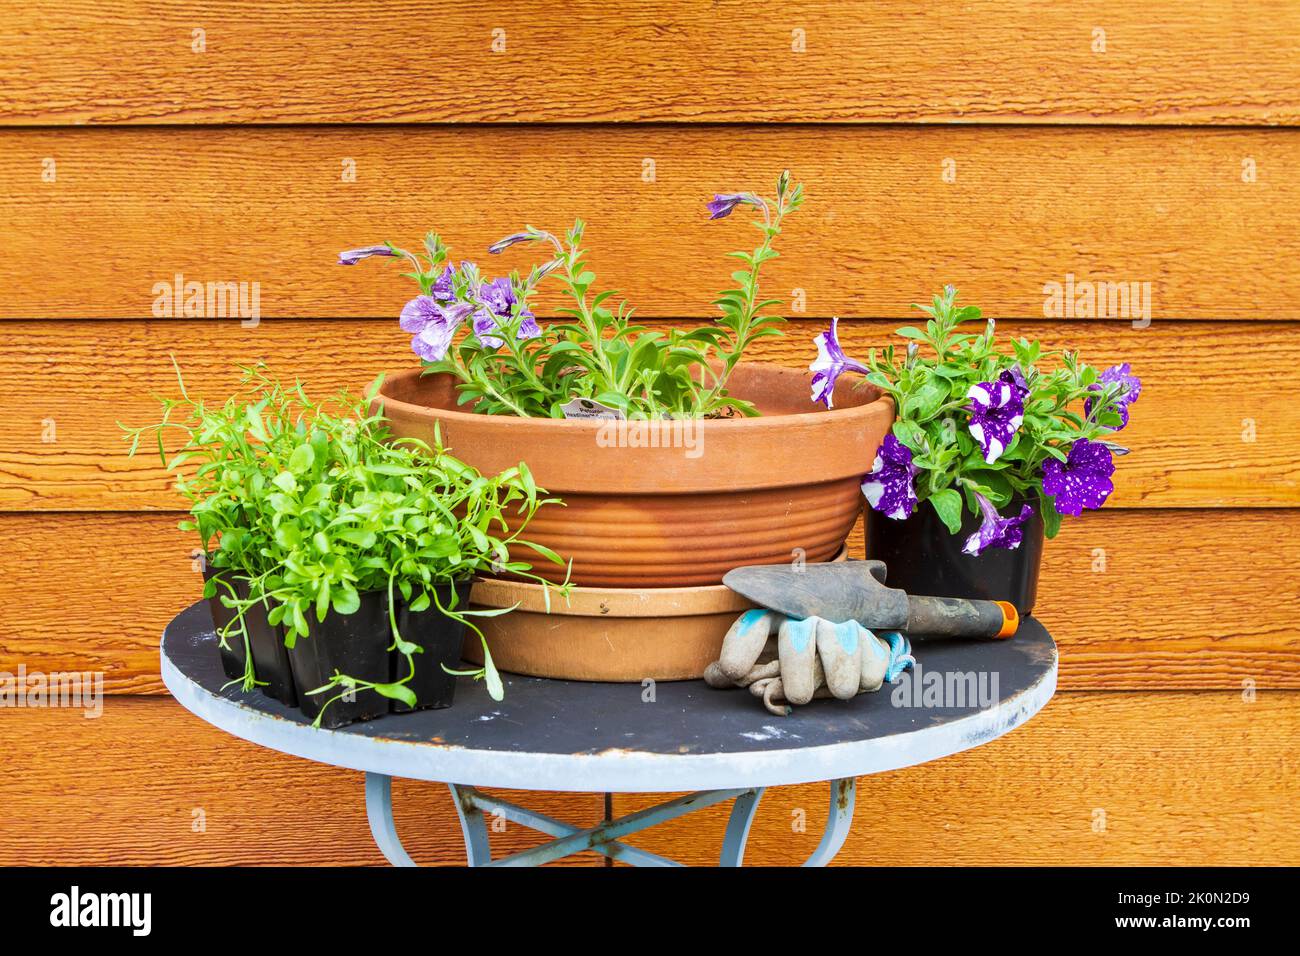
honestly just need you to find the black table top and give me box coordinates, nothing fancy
[162,600,1057,791]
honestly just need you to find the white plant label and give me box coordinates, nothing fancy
[560,397,625,421]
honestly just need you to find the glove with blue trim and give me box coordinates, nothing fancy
[703,609,915,717]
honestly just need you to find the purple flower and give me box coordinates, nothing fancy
[338,245,396,266]
[1041,438,1115,517]
[431,265,455,301]
[963,494,1035,556]
[533,258,566,282]
[517,312,542,339]
[400,297,471,362]
[861,435,918,520]
[1002,366,1030,400]
[1085,362,1142,430]
[477,277,516,316]
[472,310,504,348]
[809,317,868,408]
[706,193,758,220]
[474,309,540,349]
[488,232,535,255]
[965,375,1026,464]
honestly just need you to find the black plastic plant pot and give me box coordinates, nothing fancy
[866,497,1045,617]
[393,580,475,713]
[288,589,391,729]
[201,566,248,682]
[246,595,298,707]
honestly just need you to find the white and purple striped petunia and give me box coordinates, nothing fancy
[337,245,397,266]
[861,435,919,520]
[962,493,1035,556]
[430,265,456,301]
[1041,438,1115,517]
[473,309,541,349]
[487,232,536,255]
[809,317,869,409]
[1084,362,1142,430]
[965,370,1026,463]
[400,297,472,362]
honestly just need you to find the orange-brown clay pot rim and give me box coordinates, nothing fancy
[377,367,891,435]
[375,363,894,494]
[471,547,848,618]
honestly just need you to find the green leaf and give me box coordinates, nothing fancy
[929,488,964,535]
[1039,489,1063,539]
[480,638,504,702]
[331,586,360,616]
[370,682,418,707]
[903,380,947,421]
[272,471,297,493]
[892,419,926,453]
[288,443,315,474]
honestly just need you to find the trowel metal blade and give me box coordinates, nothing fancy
[722,560,910,630]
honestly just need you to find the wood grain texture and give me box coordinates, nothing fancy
[2,126,1298,319]
[4,318,1298,511]
[0,698,604,866]
[2,509,1296,695]
[2,2,1299,126]
[0,692,1294,866]
[610,691,1300,866]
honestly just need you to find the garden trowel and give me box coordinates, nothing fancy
[722,559,1019,640]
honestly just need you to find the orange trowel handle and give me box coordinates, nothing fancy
[903,595,1019,640]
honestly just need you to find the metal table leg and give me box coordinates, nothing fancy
[364,773,415,867]
[719,788,765,865]
[802,778,856,867]
[365,773,857,867]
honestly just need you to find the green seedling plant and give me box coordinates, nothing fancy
[123,362,567,723]
[339,171,804,419]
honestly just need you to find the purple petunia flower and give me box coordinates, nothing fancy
[963,493,1035,556]
[706,192,758,220]
[488,232,535,255]
[338,245,397,266]
[477,277,516,316]
[534,258,566,281]
[1084,362,1142,430]
[516,312,542,339]
[1002,366,1030,400]
[809,317,869,409]
[966,375,1026,464]
[474,309,541,349]
[431,265,455,301]
[1041,438,1115,517]
[400,297,472,362]
[861,435,919,520]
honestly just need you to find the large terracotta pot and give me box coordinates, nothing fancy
[465,547,848,682]
[465,575,754,681]
[376,362,892,588]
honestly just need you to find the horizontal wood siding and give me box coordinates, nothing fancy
[2,509,1296,694]
[2,126,1298,319]
[1,319,1296,511]
[2,2,1299,125]
[0,0,1295,868]
[0,693,1294,865]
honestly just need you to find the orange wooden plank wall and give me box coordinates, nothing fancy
[0,1,1297,866]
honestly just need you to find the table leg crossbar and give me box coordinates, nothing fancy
[365,772,856,867]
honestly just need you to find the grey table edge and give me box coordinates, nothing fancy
[161,601,1058,867]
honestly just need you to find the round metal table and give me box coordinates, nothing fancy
[161,600,1057,867]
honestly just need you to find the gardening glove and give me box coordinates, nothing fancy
[704,609,915,717]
